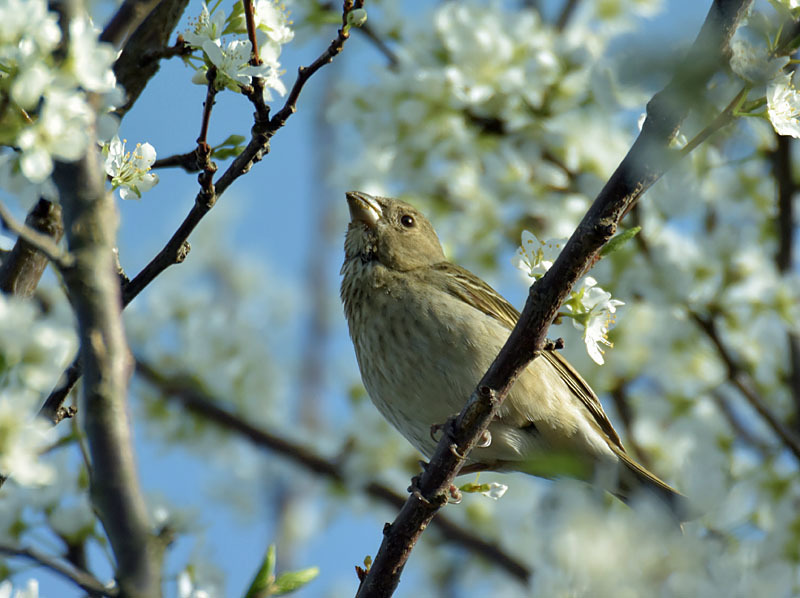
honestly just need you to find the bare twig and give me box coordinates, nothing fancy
[355,2,752,595]
[691,312,800,462]
[359,23,399,68]
[710,389,772,455]
[769,133,800,429]
[151,149,203,172]
[51,1,164,577]
[556,0,580,31]
[608,383,651,468]
[196,68,219,194]
[0,199,65,297]
[0,543,116,597]
[0,200,72,270]
[99,0,161,46]
[133,360,532,584]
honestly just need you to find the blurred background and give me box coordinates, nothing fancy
[3,0,800,596]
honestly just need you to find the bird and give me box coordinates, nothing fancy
[340,190,687,517]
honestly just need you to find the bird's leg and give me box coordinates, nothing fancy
[447,484,462,504]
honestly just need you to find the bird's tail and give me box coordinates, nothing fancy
[612,447,694,522]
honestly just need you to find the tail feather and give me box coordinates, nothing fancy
[612,448,694,522]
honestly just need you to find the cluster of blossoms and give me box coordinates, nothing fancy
[514,231,624,364]
[0,0,160,202]
[184,0,293,100]
[0,0,117,186]
[0,294,76,487]
[728,2,800,138]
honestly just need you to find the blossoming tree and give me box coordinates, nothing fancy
[1,0,800,597]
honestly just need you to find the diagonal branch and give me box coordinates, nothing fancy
[0,543,116,597]
[769,134,800,430]
[691,312,800,461]
[133,359,532,584]
[0,199,65,297]
[355,1,752,596]
[0,200,72,271]
[99,0,161,46]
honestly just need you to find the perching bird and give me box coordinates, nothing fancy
[340,190,687,517]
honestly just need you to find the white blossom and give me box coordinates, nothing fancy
[103,135,159,199]
[481,482,508,500]
[0,579,39,598]
[67,16,117,92]
[729,24,787,84]
[565,277,624,365]
[252,0,294,44]
[514,230,567,279]
[767,72,800,138]
[16,87,93,182]
[184,3,226,49]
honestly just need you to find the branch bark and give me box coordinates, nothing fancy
[52,139,162,596]
[0,543,116,597]
[354,1,752,596]
[112,0,191,117]
[769,134,800,430]
[0,199,65,297]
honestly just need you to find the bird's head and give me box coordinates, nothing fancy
[344,191,445,271]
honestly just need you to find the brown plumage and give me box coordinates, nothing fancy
[340,190,688,518]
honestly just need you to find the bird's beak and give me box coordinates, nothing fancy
[346,191,381,228]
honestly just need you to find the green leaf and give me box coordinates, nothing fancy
[211,134,247,160]
[272,567,320,595]
[213,134,246,148]
[244,545,276,598]
[600,226,641,257]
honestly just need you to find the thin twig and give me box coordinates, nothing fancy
[0,199,65,297]
[151,150,202,172]
[0,543,116,597]
[691,312,800,462]
[710,389,772,455]
[769,133,800,430]
[608,383,652,469]
[359,23,399,68]
[196,68,219,194]
[556,0,580,31]
[0,201,73,270]
[99,0,160,46]
[133,359,532,584]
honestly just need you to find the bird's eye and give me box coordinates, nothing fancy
[400,214,415,228]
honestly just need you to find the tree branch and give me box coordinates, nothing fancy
[355,1,752,596]
[112,0,191,117]
[0,543,116,597]
[0,199,66,296]
[100,0,161,46]
[769,133,800,430]
[52,113,162,596]
[691,312,800,462]
[133,359,532,584]
[0,200,71,272]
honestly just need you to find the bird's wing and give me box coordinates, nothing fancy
[431,261,625,452]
